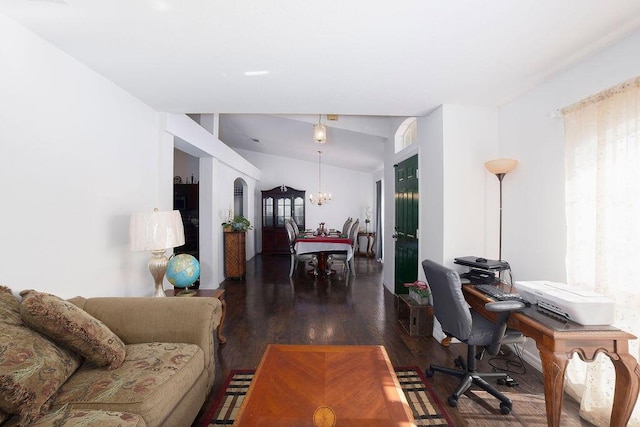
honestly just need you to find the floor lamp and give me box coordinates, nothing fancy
[130,209,185,297]
[484,159,518,261]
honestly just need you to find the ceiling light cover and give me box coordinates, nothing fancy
[313,123,327,144]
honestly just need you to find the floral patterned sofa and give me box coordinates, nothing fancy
[0,287,222,426]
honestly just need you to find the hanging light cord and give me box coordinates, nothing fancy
[318,150,322,195]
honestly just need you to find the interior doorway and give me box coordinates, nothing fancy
[393,154,419,294]
[234,178,248,217]
[173,148,200,262]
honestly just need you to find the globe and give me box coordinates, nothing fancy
[166,254,200,291]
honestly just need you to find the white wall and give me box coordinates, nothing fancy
[500,28,640,283]
[496,28,640,368]
[442,105,500,264]
[236,150,374,252]
[382,105,500,293]
[163,114,260,287]
[0,13,162,298]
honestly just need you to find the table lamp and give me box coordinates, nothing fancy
[129,208,185,297]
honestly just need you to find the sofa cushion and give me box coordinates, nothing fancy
[0,320,82,425]
[0,286,22,326]
[19,290,126,369]
[50,342,204,427]
[30,408,146,427]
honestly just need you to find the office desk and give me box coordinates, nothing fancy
[463,284,640,427]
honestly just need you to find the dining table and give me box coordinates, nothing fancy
[294,233,353,276]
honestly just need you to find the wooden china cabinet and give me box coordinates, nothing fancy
[261,186,305,255]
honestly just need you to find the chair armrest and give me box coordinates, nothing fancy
[483,300,525,356]
[485,300,525,313]
[70,297,221,388]
[71,296,221,345]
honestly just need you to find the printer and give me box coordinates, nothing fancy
[513,281,615,326]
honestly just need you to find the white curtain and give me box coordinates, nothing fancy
[562,76,640,426]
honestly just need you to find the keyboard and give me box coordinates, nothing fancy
[474,284,530,306]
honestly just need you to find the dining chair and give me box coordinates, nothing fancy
[327,219,359,276]
[341,217,352,237]
[285,220,318,277]
[286,218,300,236]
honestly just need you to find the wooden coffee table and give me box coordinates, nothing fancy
[234,344,415,426]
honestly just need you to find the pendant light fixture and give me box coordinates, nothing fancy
[309,150,331,205]
[313,114,327,144]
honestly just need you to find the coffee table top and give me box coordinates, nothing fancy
[234,344,415,426]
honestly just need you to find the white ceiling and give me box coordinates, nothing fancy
[3,0,640,171]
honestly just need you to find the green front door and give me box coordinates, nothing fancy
[394,155,419,294]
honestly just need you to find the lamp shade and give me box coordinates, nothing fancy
[484,158,518,175]
[129,209,185,251]
[313,123,327,143]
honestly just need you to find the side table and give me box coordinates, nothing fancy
[356,232,376,257]
[396,294,433,337]
[165,288,227,345]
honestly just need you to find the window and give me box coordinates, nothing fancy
[395,117,417,153]
[562,76,640,426]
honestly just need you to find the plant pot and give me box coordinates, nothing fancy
[223,225,233,232]
[409,289,430,305]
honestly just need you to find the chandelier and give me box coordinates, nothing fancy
[312,114,327,144]
[309,150,331,205]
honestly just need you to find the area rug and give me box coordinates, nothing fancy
[200,366,454,426]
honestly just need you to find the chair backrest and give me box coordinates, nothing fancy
[347,219,359,249]
[341,218,352,236]
[422,259,473,341]
[284,221,296,252]
[289,218,300,236]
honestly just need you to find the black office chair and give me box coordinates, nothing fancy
[422,259,526,415]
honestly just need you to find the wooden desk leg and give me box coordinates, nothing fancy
[538,346,570,427]
[609,353,640,426]
[217,295,227,345]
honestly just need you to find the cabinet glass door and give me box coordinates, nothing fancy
[263,197,273,227]
[293,197,304,228]
[276,198,292,226]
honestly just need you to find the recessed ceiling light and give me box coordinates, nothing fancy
[244,70,269,76]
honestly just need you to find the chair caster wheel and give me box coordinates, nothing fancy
[500,402,512,415]
[454,357,463,368]
[425,368,434,377]
[447,396,458,407]
[497,378,506,386]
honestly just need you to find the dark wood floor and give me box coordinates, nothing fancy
[194,255,591,426]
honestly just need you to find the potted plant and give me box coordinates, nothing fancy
[403,280,431,305]
[222,214,253,232]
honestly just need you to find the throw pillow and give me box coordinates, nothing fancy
[0,321,82,425]
[19,290,126,370]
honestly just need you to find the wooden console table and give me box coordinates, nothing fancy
[356,231,376,257]
[224,231,246,279]
[165,288,227,345]
[463,284,639,427]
